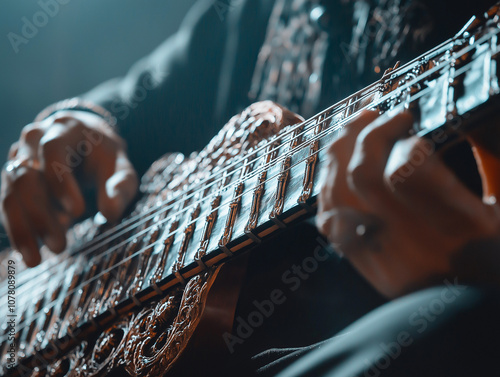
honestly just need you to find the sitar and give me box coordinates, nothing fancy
[2,4,500,376]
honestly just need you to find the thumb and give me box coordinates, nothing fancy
[98,152,138,223]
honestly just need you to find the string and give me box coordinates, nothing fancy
[6,15,496,301]
[1,38,493,328]
[5,30,498,324]
[3,29,499,340]
[2,86,371,295]
[4,28,489,295]
[2,65,483,340]
[17,25,487,270]
[3,115,349,340]
[1,107,338,312]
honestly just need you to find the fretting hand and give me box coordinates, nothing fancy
[1,111,138,267]
[317,110,500,297]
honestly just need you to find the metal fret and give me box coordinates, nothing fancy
[17,296,44,359]
[172,202,202,283]
[269,156,291,227]
[218,158,254,253]
[149,218,180,287]
[244,141,280,238]
[127,225,161,298]
[218,183,244,256]
[270,124,305,224]
[31,282,63,353]
[298,114,326,206]
[44,262,83,345]
[86,250,121,320]
[194,195,222,269]
[99,238,140,315]
[68,261,99,329]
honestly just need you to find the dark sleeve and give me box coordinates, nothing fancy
[269,287,500,377]
[81,0,230,176]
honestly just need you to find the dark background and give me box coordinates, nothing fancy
[0,0,197,170]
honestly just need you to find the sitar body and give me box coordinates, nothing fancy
[1,4,500,376]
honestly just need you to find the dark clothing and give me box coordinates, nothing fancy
[83,0,494,177]
[76,1,499,376]
[267,286,500,377]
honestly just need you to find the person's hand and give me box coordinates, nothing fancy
[1,111,138,267]
[316,109,500,297]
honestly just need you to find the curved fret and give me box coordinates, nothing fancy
[31,281,63,353]
[67,260,100,330]
[269,123,305,224]
[172,202,202,283]
[127,225,161,298]
[149,218,180,287]
[244,141,280,237]
[86,249,122,321]
[103,237,142,313]
[194,194,222,268]
[218,158,254,254]
[17,295,45,360]
[298,113,327,206]
[38,261,84,349]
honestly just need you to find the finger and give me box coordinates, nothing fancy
[385,137,499,237]
[8,142,19,159]
[317,207,382,256]
[95,151,138,223]
[319,110,380,209]
[317,110,379,235]
[19,123,46,150]
[38,125,86,218]
[346,111,414,213]
[1,180,41,267]
[16,124,47,166]
[17,170,66,253]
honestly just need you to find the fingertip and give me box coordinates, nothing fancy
[100,169,138,223]
[99,194,127,224]
[20,248,41,267]
[43,232,67,254]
